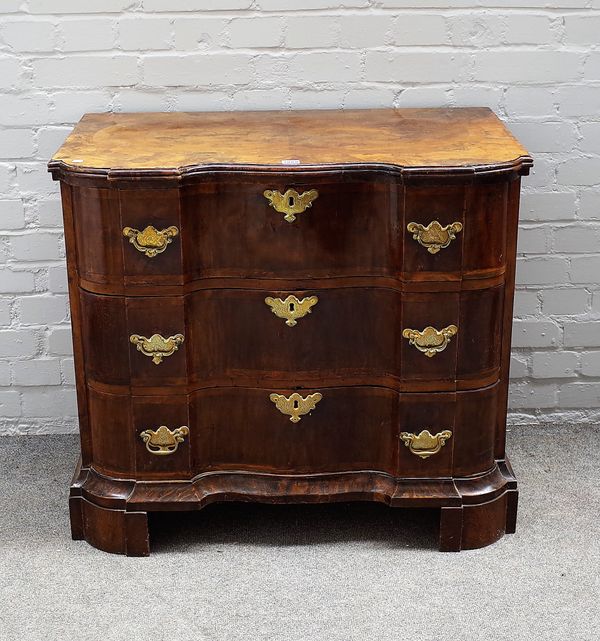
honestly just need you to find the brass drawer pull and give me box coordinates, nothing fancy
[400,430,452,459]
[122,224,179,257]
[269,392,322,423]
[140,425,189,455]
[263,188,319,222]
[130,333,184,365]
[407,220,462,254]
[402,325,458,357]
[265,295,318,327]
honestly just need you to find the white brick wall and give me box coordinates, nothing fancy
[1,0,600,435]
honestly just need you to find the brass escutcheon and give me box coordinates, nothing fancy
[122,225,179,257]
[263,188,319,223]
[130,333,184,365]
[400,429,452,459]
[269,392,323,423]
[264,295,318,327]
[407,220,463,254]
[402,325,458,358]
[139,425,190,455]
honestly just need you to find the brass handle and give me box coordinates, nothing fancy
[130,333,184,365]
[263,188,319,222]
[265,295,318,327]
[139,425,189,455]
[407,220,462,254]
[400,430,452,459]
[123,225,179,257]
[402,325,458,358]
[269,392,322,423]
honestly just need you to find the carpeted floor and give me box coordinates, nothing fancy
[0,426,598,641]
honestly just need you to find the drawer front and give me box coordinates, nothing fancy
[79,286,503,391]
[85,384,499,480]
[402,181,508,279]
[68,174,512,291]
[183,172,400,279]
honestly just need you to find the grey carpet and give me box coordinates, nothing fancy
[0,426,598,641]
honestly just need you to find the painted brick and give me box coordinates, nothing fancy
[144,0,252,9]
[505,87,557,118]
[0,300,11,326]
[579,123,600,154]
[516,257,569,286]
[0,58,23,90]
[0,391,21,418]
[570,256,600,284]
[519,192,576,222]
[19,295,69,325]
[339,15,389,48]
[61,358,76,385]
[0,129,34,158]
[1,0,600,431]
[503,15,555,45]
[47,326,73,355]
[531,351,578,379]
[0,330,38,358]
[1,20,56,52]
[118,17,171,51]
[28,0,136,12]
[143,54,254,86]
[365,51,467,83]
[9,233,61,261]
[558,86,600,117]
[32,55,138,88]
[21,388,77,417]
[38,199,63,227]
[517,227,549,254]
[559,383,600,408]
[558,158,600,187]
[394,13,448,45]
[0,269,36,294]
[511,320,561,348]
[286,16,338,49]
[0,200,26,230]
[173,17,228,51]
[563,322,600,348]
[509,382,557,409]
[542,288,589,316]
[60,18,115,52]
[13,359,61,386]
[514,291,539,316]
[553,226,600,253]
[581,352,600,377]
[510,354,528,379]
[289,52,361,83]
[474,51,581,82]
[230,17,284,48]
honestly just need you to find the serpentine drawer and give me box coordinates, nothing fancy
[79,285,504,392]
[65,173,509,293]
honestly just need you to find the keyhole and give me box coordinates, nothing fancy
[293,400,299,409]
[289,302,295,313]
[288,196,295,208]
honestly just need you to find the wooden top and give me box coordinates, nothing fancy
[49,108,532,176]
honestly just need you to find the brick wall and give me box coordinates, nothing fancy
[1,0,599,435]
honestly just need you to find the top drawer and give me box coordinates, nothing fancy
[68,171,511,292]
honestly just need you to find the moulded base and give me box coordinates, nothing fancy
[69,458,518,556]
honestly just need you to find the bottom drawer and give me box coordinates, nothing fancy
[86,384,500,480]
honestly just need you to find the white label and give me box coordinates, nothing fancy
[281,159,301,165]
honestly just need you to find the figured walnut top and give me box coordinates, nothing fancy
[50,108,531,174]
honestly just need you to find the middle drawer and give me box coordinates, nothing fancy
[81,285,503,392]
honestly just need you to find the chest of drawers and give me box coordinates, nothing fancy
[49,108,532,555]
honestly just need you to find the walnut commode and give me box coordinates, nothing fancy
[49,108,532,555]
